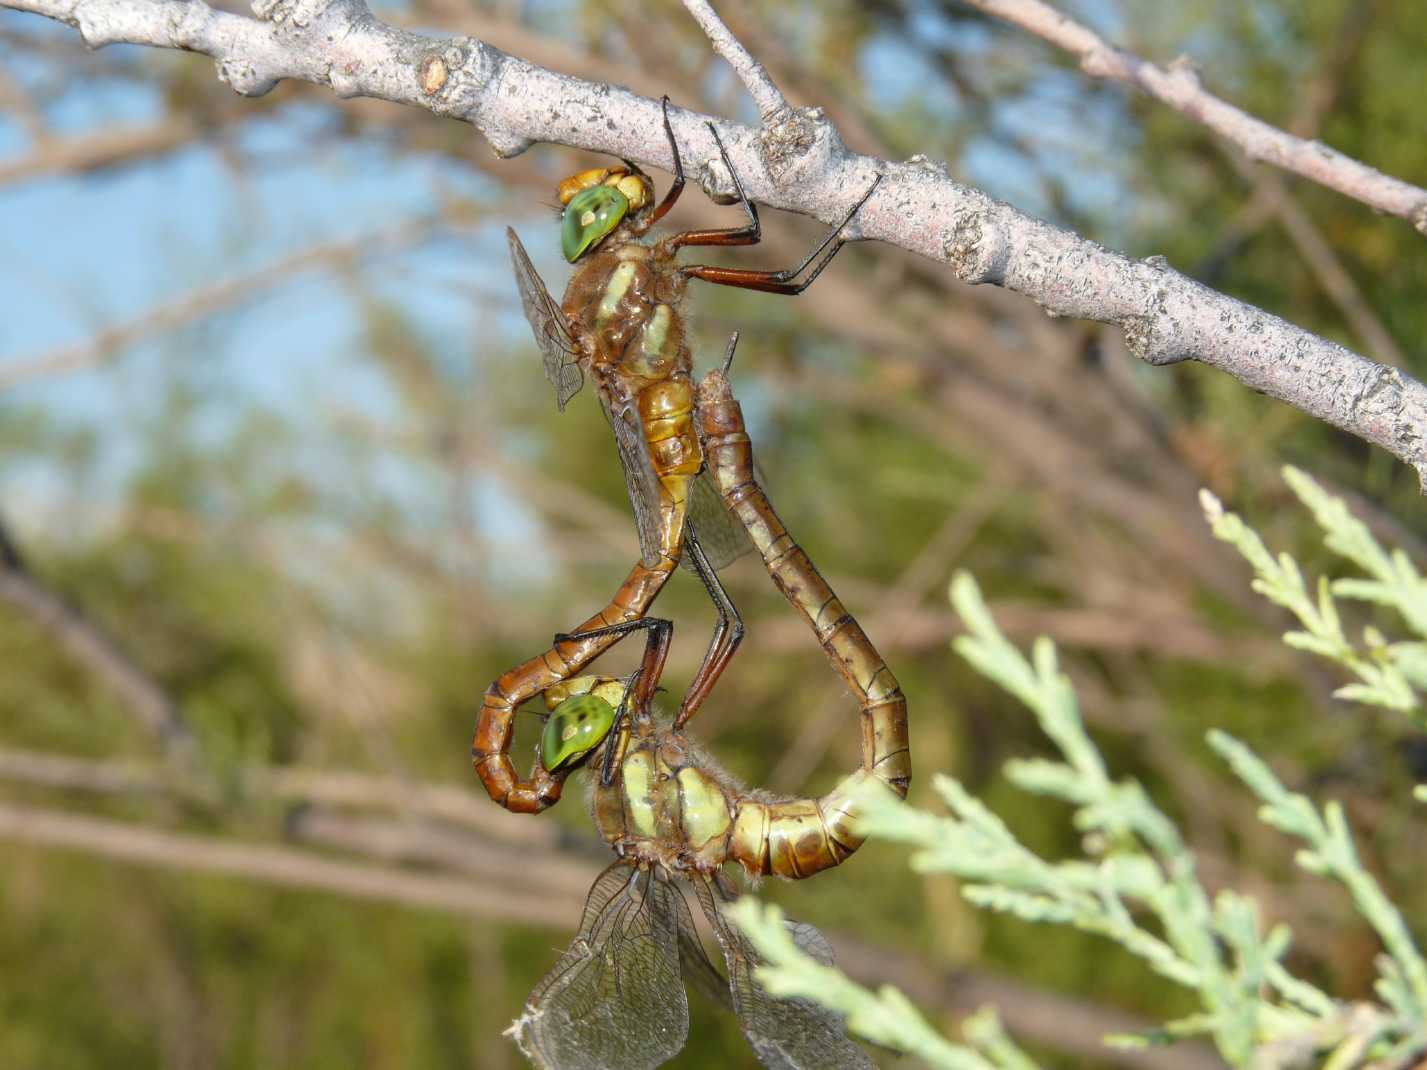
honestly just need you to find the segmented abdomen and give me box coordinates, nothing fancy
[697,369,911,879]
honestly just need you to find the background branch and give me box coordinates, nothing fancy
[955,0,1427,235]
[0,519,193,757]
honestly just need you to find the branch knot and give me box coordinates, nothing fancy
[418,40,502,140]
[759,106,842,187]
[252,0,337,28]
[1124,258,1191,366]
[1166,54,1203,89]
[944,201,1009,286]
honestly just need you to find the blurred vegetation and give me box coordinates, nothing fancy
[1,0,1425,1067]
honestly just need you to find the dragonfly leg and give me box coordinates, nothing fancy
[647,96,685,226]
[546,616,672,785]
[673,526,744,733]
[673,330,745,734]
[473,559,677,813]
[553,618,657,646]
[665,123,761,251]
[599,616,678,784]
[681,172,882,295]
[695,368,910,877]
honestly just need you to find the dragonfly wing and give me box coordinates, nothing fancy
[681,468,753,573]
[693,878,874,1070]
[508,227,584,411]
[669,879,734,1011]
[513,861,689,1070]
[600,393,668,570]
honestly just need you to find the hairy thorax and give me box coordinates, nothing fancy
[562,238,691,388]
[591,729,736,875]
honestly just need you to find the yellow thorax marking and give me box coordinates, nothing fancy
[597,262,638,325]
[642,305,671,358]
[622,750,657,838]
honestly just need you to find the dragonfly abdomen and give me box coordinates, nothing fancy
[696,368,912,878]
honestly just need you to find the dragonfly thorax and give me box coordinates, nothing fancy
[562,243,692,386]
[592,727,736,875]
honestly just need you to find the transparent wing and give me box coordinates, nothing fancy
[668,880,734,1011]
[514,861,689,1070]
[682,468,753,573]
[508,227,584,411]
[600,393,668,570]
[692,877,874,1070]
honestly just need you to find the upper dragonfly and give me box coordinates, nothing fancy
[475,99,882,814]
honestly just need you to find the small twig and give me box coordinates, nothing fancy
[0,63,48,140]
[286,807,598,897]
[0,524,194,757]
[680,0,791,123]
[0,745,575,848]
[957,0,1427,235]
[0,116,204,185]
[0,799,579,927]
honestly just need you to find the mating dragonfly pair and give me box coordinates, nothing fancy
[476,99,909,1070]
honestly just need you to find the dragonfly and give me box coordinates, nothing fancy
[508,609,898,1070]
[475,97,884,814]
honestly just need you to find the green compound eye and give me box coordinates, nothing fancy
[561,186,630,262]
[541,693,618,771]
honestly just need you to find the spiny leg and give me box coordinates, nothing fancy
[666,123,762,251]
[682,171,882,294]
[648,96,685,226]
[673,522,744,732]
[629,616,673,709]
[600,675,638,787]
[553,616,663,646]
[595,617,674,785]
[672,332,745,733]
[669,117,880,288]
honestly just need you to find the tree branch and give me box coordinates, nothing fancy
[0,522,194,757]
[0,116,204,185]
[5,0,1427,486]
[956,0,1427,235]
[679,0,790,123]
[0,799,578,927]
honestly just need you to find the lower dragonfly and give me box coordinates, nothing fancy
[507,363,909,1070]
[509,613,890,1070]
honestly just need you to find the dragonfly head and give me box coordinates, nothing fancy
[540,679,628,771]
[558,166,653,262]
